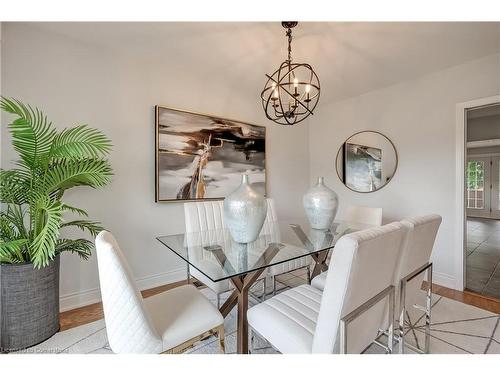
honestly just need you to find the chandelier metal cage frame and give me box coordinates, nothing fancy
[261,21,321,126]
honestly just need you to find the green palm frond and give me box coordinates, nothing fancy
[55,238,93,260]
[50,125,112,160]
[0,239,28,264]
[0,97,56,170]
[62,204,89,217]
[1,98,112,267]
[30,195,64,268]
[1,204,29,240]
[0,214,18,241]
[61,220,103,236]
[43,158,112,194]
[0,169,30,204]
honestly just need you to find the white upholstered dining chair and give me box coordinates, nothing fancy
[183,200,269,306]
[396,214,442,354]
[95,231,225,354]
[184,198,314,301]
[264,199,313,295]
[311,205,383,291]
[184,200,234,308]
[247,222,407,354]
[345,205,383,227]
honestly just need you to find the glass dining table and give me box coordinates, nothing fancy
[157,217,369,354]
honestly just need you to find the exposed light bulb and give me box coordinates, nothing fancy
[293,77,298,88]
[305,84,311,93]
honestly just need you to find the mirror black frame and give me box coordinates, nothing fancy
[335,130,398,193]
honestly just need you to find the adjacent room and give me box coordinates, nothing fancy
[466,104,500,298]
[1,20,500,356]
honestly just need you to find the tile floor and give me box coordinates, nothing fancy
[466,218,500,298]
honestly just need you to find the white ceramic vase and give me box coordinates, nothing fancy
[223,174,268,243]
[303,176,339,230]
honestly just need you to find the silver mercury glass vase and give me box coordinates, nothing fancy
[223,174,268,243]
[303,176,339,230]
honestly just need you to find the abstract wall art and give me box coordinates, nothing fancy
[155,106,266,202]
[344,142,382,193]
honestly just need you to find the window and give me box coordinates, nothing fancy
[467,161,485,209]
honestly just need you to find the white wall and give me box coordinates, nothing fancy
[309,53,500,289]
[3,23,499,307]
[1,24,310,310]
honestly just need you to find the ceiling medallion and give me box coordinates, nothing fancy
[261,21,320,126]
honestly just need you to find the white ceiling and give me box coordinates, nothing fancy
[22,22,500,103]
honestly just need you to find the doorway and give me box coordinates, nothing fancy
[467,156,500,219]
[465,103,500,299]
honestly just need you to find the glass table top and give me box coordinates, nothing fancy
[157,218,371,282]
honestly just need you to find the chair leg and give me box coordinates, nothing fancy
[261,277,267,301]
[218,325,225,354]
[306,266,311,284]
[424,264,433,354]
[398,279,406,354]
[387,285,395,354]
[272,275,277,296]
[249,327,255,354]
[340,285,395,354]
[216,292,221,309]
[162,325,225,354]
[398,262,433,354]
[186,264,191,285]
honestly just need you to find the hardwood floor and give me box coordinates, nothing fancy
[59,280,500,332]
[430,282,500,314]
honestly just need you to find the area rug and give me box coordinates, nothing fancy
[12,272,500,354]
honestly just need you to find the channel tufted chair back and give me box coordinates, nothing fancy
[398,215,442,310]
[183,198,277,293]
[312,222,407,353]
[96,231,162,353]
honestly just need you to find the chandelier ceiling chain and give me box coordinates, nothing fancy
[286,27,292,62]
[261,21,321,126]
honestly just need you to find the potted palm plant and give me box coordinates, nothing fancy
[0,97,112,351]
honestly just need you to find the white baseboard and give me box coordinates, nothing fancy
[432,271,459,291]
[59,267,186,312]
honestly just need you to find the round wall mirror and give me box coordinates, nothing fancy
[336,131,398,193]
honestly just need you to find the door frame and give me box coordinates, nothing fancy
[456,95,500,291]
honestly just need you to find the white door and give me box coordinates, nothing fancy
[467,157,491,218]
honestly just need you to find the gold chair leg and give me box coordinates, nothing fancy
[162,325,224,354]
[218,324,225,354]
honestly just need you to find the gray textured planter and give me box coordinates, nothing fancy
[0,256,60,352]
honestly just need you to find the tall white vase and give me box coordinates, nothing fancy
[223,174,268,243]
[303,176,339,230]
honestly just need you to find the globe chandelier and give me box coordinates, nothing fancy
[261,21,321,126]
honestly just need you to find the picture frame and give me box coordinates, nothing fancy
[155,105,267,202]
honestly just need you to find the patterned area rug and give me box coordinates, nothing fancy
[12,271,500,354]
